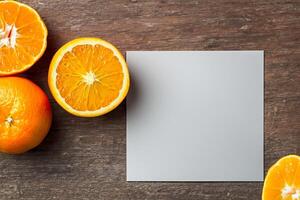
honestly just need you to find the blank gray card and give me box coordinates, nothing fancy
[126,51,264,181]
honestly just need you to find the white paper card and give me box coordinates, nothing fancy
[126,51,264,181]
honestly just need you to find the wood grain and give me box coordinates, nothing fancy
[0,0,299,199]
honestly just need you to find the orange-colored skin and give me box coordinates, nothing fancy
[0,77,52,154]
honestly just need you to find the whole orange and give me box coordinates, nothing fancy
[0,77,52,154]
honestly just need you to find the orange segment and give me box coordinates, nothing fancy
[0,1,47,75]
[0,1,18,24]
[48,38,130,117]
[262,155,300,200]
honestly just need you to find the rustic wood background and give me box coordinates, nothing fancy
[1,0,299,199]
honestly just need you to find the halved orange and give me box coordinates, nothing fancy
[262,155,300,200]
[0,1,47,75]
[48,37,130,117]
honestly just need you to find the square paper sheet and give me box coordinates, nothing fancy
[126,51,264,181]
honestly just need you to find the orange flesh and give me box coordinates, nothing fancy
[263,155,300,200]
[0,1,47,74]
[56,44,124,111]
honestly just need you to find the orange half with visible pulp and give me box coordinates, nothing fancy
[48,37,130,117]
[262,155,300,200]
[0,0,47,75]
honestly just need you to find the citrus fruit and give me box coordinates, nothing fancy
[262,155,300,200]
[0,77,52,154]
[0,1,47,75]
[48,37,130,117]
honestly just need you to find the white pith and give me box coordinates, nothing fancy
[83,71,98,85]
[281,185,300,200]
[0,24,18,48]
[292,190,300,200]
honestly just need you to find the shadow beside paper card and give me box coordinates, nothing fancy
[126,51,264,182]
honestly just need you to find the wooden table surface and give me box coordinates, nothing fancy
[1,0,299,199]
